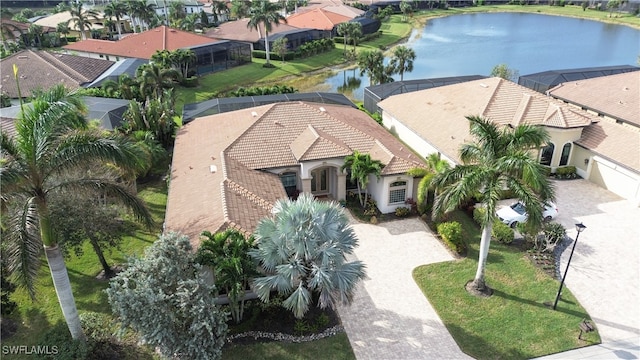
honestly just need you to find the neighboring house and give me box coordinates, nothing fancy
[34,10,106,40]
[62,26,251,74]
[285,8,351,37]
[1,19,56,43]
[149,0,204,19]
[378,76,640,206]
[294,2,365,18]
[0,96,130,134]
[204,19,311,52]
[518,65,640,93]
[165,101,425,242]
[548,72,640,205]
[0,49,114,99]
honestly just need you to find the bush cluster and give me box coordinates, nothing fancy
[554,166,579,180]
[437,221,466,253]
[472,207,514,244]
[395,206,411,217]
[230,85,297,97]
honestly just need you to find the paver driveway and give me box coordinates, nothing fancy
[337,216,473,360]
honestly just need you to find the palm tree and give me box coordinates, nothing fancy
[250,193,367,319]
[407,153,450,215]
[357,50,392,85]
[67,2,99,41]
[230,0,251,19]
[56,22,70,44]
[341,150,384,208]
[103,1,126,38]
[136,63,179,100]
[337,21,362,56]
[431,115,554,295]
[247,0,287,66]
[27,24,43,48]
[0,84,152,340]
[170,48,196,78]
[389,45,416,81]
[211,0,229,23]
[196,229,257,323]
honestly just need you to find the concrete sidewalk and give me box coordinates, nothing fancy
[337,217,472,359]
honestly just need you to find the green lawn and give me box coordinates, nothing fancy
[413,211,600,360]
[222,333,355,360]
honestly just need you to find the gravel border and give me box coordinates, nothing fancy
[226,325,344,344]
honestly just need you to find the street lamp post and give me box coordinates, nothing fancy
[553,222,586,310]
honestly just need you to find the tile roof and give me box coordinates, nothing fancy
[0,50,114,98]
[205,18,298,42]
[0,117,17,138]
[575,120,640,173]
[285,8,351,30]
[378,77,599,164]
[294,2,364,18]
[165,101,424,243]
[1,19,55,34]
[63,26,219,60]
[34,11,104,30]
[548,72,640,127]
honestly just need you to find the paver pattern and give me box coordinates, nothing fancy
[337,215,473,359]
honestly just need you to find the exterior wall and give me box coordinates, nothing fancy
[588,156,640,206]
[381,110,457,166]
[570,145,593,178]
[369,174,415,214]
[538,127,583,171]
[61,49,124,62]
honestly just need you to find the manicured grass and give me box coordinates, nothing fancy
[3,179,167,354]
[413,211,600,359]
[222,333,355,360]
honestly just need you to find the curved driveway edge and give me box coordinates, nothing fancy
[337,216,473,360]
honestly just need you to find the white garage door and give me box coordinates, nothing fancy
[589,156,640,202]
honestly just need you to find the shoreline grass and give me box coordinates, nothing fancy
[413,210,600,359]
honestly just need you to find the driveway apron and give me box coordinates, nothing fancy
[337,216,473,359]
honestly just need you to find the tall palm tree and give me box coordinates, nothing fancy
[431,115,554,295]
[103,1,126,38]
[250,193,366,319]
[341,150,384,208]
[136,63,179,100]
[337,21,362,56]
[389,45,416,81]
[56,22,70,44]
[0,84,152,340]
[357,50,392,85]
[67,2,99,41]
[170,48,196,78]
[247,0,287,66]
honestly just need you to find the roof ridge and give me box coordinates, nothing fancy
[481,78,503,117]
[224,103,277,158]
[225,178,273,211]
[301,102,375,149]
[220,153,231,223]
[512,93,532,126]
[35,51,88,83]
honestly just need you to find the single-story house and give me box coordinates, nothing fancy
[548,71,640,205]
[293,2,365,19]
[165,101,425,243]
[204,19,314,52]
[0,49,114,99]
[34,10,109,40]
[378,76,640,206]
[285,8,351,38]
[62,26,250,74]
[518,65,640,94]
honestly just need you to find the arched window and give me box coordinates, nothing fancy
[388,181,407,204]
[540,143,555,166]
[559,143,572,166]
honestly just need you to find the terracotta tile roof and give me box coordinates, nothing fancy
[165,101,423,243]
[205,18,297,42]
[0,117,17,138]
[1,19,55,34]
[285,8,351,30]
[378,77,599,164]
[575,120,640,172]
[548,72,640,127]
[0,50,114,98]
[63,26,218,60]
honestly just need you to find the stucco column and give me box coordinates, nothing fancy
[337,172,346,201]
[301,177,312,194]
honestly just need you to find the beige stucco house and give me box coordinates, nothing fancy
[378,76,640,206]
[165,101,425,244]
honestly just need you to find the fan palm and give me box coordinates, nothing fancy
[389,45,416,81]
[247,0,287,66]
[431,115,554,294]
[250,193,366,319]
[0,84,152,340]
[341,150,384,208]
[67,2,99,40]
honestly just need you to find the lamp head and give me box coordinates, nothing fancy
[575,223,586,233]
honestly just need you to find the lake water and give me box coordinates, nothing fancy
[310,13,640,100]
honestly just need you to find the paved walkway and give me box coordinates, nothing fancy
[337,216,473,359]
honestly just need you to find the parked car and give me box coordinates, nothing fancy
[496,201,558,228]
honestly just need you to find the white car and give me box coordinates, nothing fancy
[496,201,558,228]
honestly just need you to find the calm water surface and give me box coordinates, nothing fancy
[311,13,640,100]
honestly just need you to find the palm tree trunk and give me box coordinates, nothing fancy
[88,235,114,278]
[356,182,364,207]
[265,31,271,64]
[45,245,86,341]
[472,223,493,291]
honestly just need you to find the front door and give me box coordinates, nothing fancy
[311,168,329,195]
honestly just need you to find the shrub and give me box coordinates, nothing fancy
[395,206,411,217]
[555,166,578,180]
[492,221,514,244]
[473,207,486,225]
[437,221,466,253]
[180,76,199,87]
